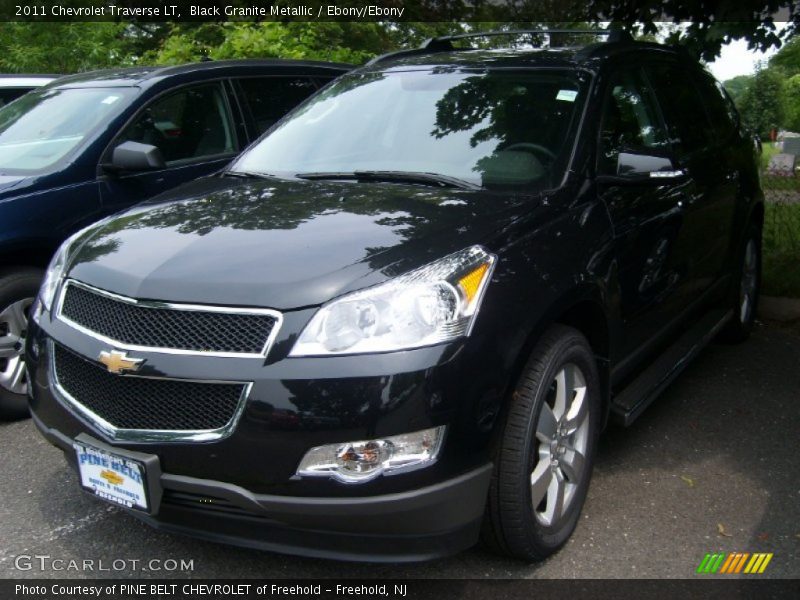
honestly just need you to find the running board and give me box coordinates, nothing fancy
[610,309,733,426]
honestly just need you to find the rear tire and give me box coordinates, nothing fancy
[0,268,42,421]
[482,324,600,561]
[719,223,761,343]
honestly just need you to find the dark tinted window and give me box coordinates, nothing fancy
[598,67,669,175]
[0,88,29,107]
[694,72,738,140]
[646,63,714,155]
[237,77,317,135]
[118,83,235,164]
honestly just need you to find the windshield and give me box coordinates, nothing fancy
[232,69,588,191]
[0,87,135,174]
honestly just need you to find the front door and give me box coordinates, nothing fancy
[99,82,239,214]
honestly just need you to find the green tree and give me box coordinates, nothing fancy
[782,74,800,132]
[585,1,796,61]
[738,65,785,138]
[723,74,753,105]
[0,21,181,73]
[770,35,800,76]
[142,22,395,65]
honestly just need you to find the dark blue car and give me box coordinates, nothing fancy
[0,59,350,418]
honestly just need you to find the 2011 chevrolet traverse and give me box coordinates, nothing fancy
[26,30,763,562]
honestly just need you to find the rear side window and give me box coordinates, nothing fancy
[117,83,236,164]
[0,88,28,107]
[598,67,669,175]
[236,77,318,135]
[645,63,714,156]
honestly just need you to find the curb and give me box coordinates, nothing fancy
[758,295,800,322]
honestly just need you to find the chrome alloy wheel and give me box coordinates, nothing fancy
[530,362,590,526]
[0,297,33,395]
[739,239,758,324]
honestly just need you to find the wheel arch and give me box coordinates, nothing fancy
[496,285,615,436]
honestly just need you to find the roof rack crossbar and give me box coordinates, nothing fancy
[366,28,633,66]
[428,29,629,44]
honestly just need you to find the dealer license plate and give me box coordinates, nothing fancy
[73,442,149,511]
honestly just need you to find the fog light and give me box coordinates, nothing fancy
[296,426,446,483]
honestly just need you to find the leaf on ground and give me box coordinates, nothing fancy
[680,475,695,487]
[717,523,733,537]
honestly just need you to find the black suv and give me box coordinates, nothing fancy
[0,59,350,418]
[26,31,763,562]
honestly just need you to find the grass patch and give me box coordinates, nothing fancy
[762,200,800,298]
[760,142,780,171]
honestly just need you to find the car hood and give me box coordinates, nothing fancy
[68,176,534,310]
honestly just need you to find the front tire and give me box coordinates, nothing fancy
[0,268,42,420]
[482,324,600,561]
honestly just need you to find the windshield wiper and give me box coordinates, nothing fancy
[294,170,480,190]
[224,170,280,180]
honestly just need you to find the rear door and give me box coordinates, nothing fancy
[644,61,738,296]
[99,81,240,213]
[596,64,695,364]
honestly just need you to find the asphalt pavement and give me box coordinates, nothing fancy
[1,323,798,579]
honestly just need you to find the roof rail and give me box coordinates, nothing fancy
[366,28,634,66]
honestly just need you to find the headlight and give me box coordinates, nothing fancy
[37,226,95,314]
[296,426,446,483]
[290,245,495,356]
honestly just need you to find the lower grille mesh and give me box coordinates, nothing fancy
[53,345,246,431]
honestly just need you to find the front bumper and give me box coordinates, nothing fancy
[26,301,502,561]
[33,411,491,562]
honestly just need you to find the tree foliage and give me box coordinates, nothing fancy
[769,34,800,75]
[781,74,800,131]
[723,74,754,105]
[585,0,796,61]
[725,33,800,135]
[0,3,795,77]
[738,65,785,137]
[144,22,396,65]
[0,23,131,73]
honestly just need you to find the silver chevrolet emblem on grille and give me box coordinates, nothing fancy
[98,350,144,375]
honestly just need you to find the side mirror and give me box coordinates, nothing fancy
[106,141,165,172]
[597,151,686,185]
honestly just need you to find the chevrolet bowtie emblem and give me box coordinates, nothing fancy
[98,350,144,375]
[99,469,124,486]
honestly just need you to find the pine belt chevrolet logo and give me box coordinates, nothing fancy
[98,350,144,375]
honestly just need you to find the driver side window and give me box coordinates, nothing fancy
[117,83,236,165]
[598,68,668,175]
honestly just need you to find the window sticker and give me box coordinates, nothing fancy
[101,95,121,105]
[556,89,578,102]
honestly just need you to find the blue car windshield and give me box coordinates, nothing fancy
[0,87,135,174]
[232,69,588,191]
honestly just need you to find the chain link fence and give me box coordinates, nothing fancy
[761,172,800,298]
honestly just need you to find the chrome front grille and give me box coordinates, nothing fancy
[57,280,281,357]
